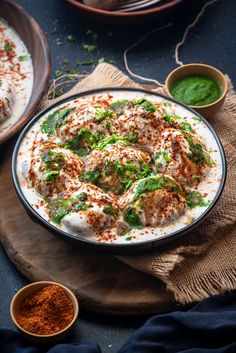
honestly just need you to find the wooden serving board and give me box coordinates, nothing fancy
[0,142,175,315]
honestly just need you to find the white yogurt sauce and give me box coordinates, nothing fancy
[0,18,33,136]
[16,91,224,245]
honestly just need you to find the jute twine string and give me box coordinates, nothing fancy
[125,0,219,86]
[175,0,219,66]
[45,0,219,99]
[123,22,172,87]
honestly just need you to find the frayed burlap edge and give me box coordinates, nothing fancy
[43,64,236,305]
[41,63,141,109]
[120,78,236,304]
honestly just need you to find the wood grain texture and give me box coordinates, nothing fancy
[0,143,175,315]
[0,0,50,145]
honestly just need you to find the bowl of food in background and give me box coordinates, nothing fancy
[165,63,228,118]
[0,0,50,145]
[64,0,185,24]
[10,281,79,343]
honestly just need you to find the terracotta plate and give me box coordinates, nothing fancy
[64,0,185,24]
[0,0,50,145]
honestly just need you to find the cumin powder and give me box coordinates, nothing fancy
[16,284,74,335]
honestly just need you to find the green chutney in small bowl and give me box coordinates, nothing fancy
[165,64,228,118]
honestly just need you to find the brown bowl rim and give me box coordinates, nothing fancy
[10,281,79,338]
[165,63,228,109]
[0,0,50,145]
[64,0,184,17]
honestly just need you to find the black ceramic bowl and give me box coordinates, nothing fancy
[12,88,226,255]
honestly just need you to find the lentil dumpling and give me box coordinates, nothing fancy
[83,140,152,194]
[119,175,186,227]
[28,143,84,197]
[44,99,115,155]
[48,184,119,235]
[153,128,211,187]
[110,98,178,146]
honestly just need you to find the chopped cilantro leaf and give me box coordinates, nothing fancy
[41,113,56,135]
[155,151,171,163]
[41,150,65,167]
[125,236,132,241]
[82,43,97,53]
[76,192,88,201]
[163,102,170,107]
[134,99,156,113]
[80,59,96,65]
[86,29,98,41]
[41,150,65,182]
[104,159,153,192]
[4,43,13,52]
[128,131,138,143]
[98,57,105,63]
[186,192,210,208]
[41,108,73,135]
[96,134,132,150]
[192,116,202,123]
[124,207,142,227]
[56,38,62,46]
[133,175,180,201]
[63,129,102,156]
[95,108,114,122]
[18,55,29,61]
[50,26,58,34]
[43,170,60,181]
[67,35,76,42]
[79,168,101,184]
[49,195,91,224]
[162,113,174,125]
[103,205,118,217]
[192,175,201,180]
[62,59,69,66]
[110,99,128,114]
[180,122,193,132]
[182,132,208,165]
[55,69,63,77]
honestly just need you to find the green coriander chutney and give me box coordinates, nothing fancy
[171,75,221,106]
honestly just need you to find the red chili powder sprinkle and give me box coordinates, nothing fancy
[15,284,74,335]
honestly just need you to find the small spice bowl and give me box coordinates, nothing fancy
[165,63,228,118]
[10,281,79,343]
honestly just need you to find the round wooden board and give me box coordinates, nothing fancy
[0,142,175,315]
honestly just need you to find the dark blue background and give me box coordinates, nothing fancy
[0,0,236,352]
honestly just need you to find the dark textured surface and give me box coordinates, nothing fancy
[0,0,236,352]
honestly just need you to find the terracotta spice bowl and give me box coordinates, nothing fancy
[10,281,79,343]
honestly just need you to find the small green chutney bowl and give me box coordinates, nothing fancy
[165,63,228,118]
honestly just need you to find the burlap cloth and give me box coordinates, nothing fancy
[42,63,236,305]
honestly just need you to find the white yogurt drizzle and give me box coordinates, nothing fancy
[16,91,223,245]
[0,18,33,136]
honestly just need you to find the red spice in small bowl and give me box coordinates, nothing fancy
[15,284,74,335]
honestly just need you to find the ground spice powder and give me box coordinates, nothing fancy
[16,284,74,335]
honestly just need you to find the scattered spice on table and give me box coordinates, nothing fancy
[15,284,74,335]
